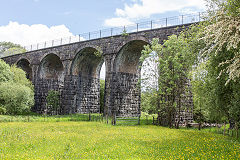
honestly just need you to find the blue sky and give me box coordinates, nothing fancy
[0,0,206,43]
[0,0,127,34]
[0,0,206,79]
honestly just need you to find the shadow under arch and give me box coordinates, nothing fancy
[111,40,149,117]
[38,53,64,81]
[34,53,64,113]
[67,47,104,114]
[16,58,33,81]
[70,47,104,78]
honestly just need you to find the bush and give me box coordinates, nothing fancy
[0,59,13,82]
[0,105,6,115]
[0,60,34,115]
[0,82,34,115]
[46,90,60,115]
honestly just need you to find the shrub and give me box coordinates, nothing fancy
[0,59,13,82]
[0,82,34,115]
[0,60,34,115]
[46,90,60,115]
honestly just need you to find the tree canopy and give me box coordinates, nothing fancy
[0,41,26,58]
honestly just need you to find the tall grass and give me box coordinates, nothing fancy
[0,121,239,159]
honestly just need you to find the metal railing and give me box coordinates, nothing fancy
[23,12,204,52]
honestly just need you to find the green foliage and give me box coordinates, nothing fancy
[0,82,34,115]
[10,65,33,89]
[93,46,103,57]
[141,91,158,114]
[0,105,6,115]
[100,80,105,113]
[121,28,129,37]
[203,0,240,84]
[0,41,26,58]
[0,59,13,82]
[190,0,240,126]
[46,90,60,114]
[141,28,199,127]
[0,60,34,115]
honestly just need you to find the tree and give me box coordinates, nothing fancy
[46,90,60,115]
[0,41,26,58]
[0,82,34,115]
[0,59,13,82]
[202,0,240,84]
[141,30,197,128]
[100,80,105,113]
[0,60,34,115]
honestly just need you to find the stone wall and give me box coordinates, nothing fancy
[33,78,63,113]
[62,75,100,114]
[110,72,141,117]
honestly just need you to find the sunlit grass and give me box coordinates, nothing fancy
[0,121,239,159]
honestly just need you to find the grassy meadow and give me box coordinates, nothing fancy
[0,117,240,159]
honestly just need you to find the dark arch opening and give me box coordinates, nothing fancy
[112,40,149,118]
[71,47,103,78]
[17,59,32,81]
[70,47,104,114]
[115,40,149,74]
[39,54,64,81]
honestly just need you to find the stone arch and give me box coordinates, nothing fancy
[38,53,64,81]
[114,39,149,74]
[70,47,104,78]
[66,46,104,114]
[16,58,33,81]
[110,39,149,117]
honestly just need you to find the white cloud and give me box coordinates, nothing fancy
[0,21,75,47]
[105,0,206,27]
[104,17,134,27]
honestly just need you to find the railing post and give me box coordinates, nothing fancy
[199,12,201,21]
[111,28,113,36]
[30,45,32,51]
[52,40,54,47]
[61,38,62,45]
[137,23,138,32]
[44,42,46,48]
[79,34,81,42]
[69,36,71,43]
[100,30,101,38]
[89,32,90,40]
[37,43,39,50]
[151,20,153,30]
[166,18,167,27]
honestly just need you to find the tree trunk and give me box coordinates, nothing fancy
[236,123,239,139]
[223,121,226,136]
[198,122,201,130]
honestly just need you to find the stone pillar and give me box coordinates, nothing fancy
[103,53,115,116]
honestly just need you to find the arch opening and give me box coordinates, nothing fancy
[115,40,148,74]
[71,47,103,78]
[112,40,149,117]
[39,54,64,81]
[69,47,104,114]
[17,59,32,81]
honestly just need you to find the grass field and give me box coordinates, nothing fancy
[0,120,240,159]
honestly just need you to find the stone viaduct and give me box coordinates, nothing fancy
[2,23,194,119]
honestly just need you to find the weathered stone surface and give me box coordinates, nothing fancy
[1,23,195,121]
